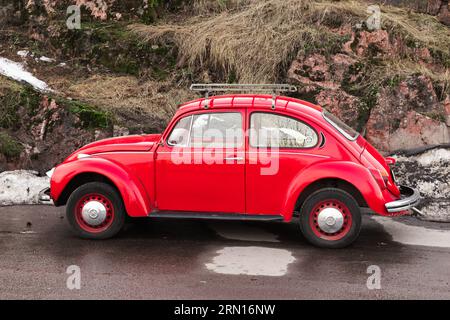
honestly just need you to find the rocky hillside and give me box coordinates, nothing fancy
[0,0,449,174]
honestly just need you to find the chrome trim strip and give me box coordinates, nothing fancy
[247,152,329,158]
[88,151,151,156]
[385,186,421,212]
[150,211,284,221]
[77,153,90,159]
[156,151,329,158]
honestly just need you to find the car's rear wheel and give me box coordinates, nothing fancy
[299,188,361,248]
[66,182,125,239]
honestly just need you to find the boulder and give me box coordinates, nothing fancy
[315,89,361,127]
[287,52,357,92]
[389,111,449,150]
[444,95,450,126]
[438,1,450,25]
[365,75,449,153]
[353,30,392,57]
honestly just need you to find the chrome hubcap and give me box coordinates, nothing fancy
[81,201,107,226]
[317,207,344,233]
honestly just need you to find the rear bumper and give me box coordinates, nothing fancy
[385,185,420,213]
[38,187,53,205]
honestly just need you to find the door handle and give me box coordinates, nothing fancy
[224,157,244,161]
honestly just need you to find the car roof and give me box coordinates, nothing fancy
[178,94,322,116]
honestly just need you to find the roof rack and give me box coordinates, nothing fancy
[190,83,297,109]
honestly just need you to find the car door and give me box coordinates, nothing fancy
[246,110,322,215]
[155,109,246,213]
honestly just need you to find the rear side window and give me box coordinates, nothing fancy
[250,113,318,148]
[323,110,359,140]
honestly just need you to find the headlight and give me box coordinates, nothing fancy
[46,167,55,178]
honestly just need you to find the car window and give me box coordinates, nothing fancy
[250,113,318,148]
[168,112,243,148]
[167,115,192,146]
[322,109,359,140]
[190,112,243,148]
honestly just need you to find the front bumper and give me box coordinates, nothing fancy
[385,185,420,213]
[38,187,53,205]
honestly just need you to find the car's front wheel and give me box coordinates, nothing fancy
[299,188,362,248]
[66,182,125,239]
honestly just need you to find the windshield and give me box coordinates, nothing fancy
[322,110,359,140]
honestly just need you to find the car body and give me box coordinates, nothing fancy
[40,93,420,248]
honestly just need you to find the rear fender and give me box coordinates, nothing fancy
[281,161,387,220]
[51,157,151,217]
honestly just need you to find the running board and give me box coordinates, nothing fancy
[149,212,284,221]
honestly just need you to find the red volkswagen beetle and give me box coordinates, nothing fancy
[39,84,420,248]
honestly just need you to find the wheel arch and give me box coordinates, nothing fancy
[55,172,119,207]
[51,158,152,217]
[281,161,386,221]
[293,178,368,216]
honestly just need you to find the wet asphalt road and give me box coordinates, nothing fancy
[0,205,450,299]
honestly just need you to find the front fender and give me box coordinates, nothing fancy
[51,157,151,217]
[281,161,387,220]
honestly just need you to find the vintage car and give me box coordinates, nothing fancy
[39,84,420,248]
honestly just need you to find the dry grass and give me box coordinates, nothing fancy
[0,76,22,92]
[67,75,197,128]
[318,0,450,58]
[190,0,252,15]
[384,60,450,97]
[131,0,341,82]
[130,0,450,84]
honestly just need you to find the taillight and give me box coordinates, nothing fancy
[385,157,396,165]
[370,168,389,189]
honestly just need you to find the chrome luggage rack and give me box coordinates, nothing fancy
[189,83,298,109]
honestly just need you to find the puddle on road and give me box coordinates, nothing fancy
[205,246,295,276]
[209,222,279,243]
[372,216,450,248]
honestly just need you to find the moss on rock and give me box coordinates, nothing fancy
[0,132,23,159]
[64,99,114,129]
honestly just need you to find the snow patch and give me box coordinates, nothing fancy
[0,57,52,91]
[17,50,30,58]
[0,170,49,206]
[415,148,450,167]
[209,222,280,242]
[39,56,54,63]
[372,216,450,248]
[415,201,450,222]
[394,148,450,222]
[205,246,295,276]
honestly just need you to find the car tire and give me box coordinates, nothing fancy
[66,182,126,239]
[299,188,362,248]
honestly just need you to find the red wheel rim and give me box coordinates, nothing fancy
[75,193,114,233]
[309,199,352,241]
